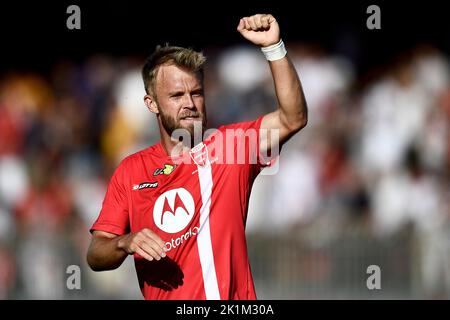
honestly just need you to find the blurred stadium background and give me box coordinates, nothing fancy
[0,1,449,299]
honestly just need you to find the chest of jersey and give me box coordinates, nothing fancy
[126,139,256,260]
[129,160,201,236]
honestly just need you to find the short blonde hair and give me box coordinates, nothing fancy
[142,44,206,98]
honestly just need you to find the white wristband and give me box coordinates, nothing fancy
[261,39,287,61]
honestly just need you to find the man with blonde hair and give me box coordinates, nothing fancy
[87,13,307,300]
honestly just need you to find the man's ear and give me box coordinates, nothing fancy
[144,95,159,114]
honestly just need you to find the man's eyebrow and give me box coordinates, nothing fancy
[191,87,204,93]
[168,90,184,96]
[168,87,204,96]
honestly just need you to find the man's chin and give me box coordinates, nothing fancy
[179,121,205,145]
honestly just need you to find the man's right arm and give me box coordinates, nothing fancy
[87,229,167,271]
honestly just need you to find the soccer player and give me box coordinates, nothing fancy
[87,13,307,299]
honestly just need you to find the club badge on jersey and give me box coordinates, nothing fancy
[189,142,209,167]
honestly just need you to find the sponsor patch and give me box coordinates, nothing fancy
[132,182,158,190]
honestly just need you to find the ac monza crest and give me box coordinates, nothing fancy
[189,142,209,167]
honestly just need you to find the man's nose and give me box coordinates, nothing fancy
[182,94,196,109]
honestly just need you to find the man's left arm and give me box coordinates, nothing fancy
[237,14,308,154]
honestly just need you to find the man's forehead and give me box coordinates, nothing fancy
[156,64,202,87]
[157,64,201,83]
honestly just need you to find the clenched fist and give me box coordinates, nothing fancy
[237,14,280,47]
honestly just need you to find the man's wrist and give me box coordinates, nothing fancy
[116,234,130,254]
[261,39,287,61]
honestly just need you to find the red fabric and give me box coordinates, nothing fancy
[91,117,268,300]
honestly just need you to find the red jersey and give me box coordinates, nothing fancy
[90,116,269,300]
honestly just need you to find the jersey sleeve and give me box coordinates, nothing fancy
[90,162,130,235]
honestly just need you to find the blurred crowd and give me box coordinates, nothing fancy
[0,42,449,299]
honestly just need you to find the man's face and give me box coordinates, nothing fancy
[153,64,206,140]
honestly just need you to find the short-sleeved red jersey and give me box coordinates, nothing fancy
[91,116,268,299]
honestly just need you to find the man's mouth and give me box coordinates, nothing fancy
[180,115,200,121]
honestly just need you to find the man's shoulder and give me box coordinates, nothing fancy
[215,116,265,133]
[117,144,161,168]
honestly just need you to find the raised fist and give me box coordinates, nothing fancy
[237,14,280,47]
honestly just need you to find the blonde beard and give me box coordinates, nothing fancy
[158,109,206,148]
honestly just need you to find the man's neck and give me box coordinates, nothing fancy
[158,124,206,158]
[160,134,189,158]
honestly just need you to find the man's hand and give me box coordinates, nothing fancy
[118,228,167,261]
[237,14,280,47]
